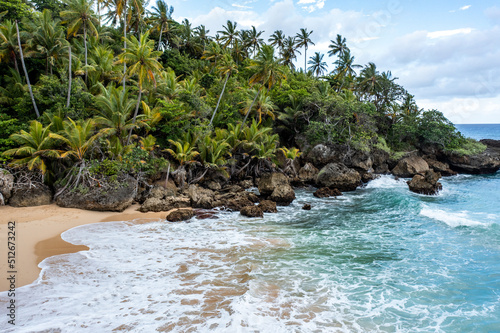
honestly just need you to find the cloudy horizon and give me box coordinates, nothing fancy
[164,0,500,124]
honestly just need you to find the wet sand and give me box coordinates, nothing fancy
[0,204,167,292]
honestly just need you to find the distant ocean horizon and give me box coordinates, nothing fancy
[455,123,500,140]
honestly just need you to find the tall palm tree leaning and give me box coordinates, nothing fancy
[242,45,286,126]
[295,28,314,73]
[15,20,40,118]
[61,0,98,85]
[149,0,174,51]
[308,52,327,77]
[209,53,238,127]
[119,31,162,145]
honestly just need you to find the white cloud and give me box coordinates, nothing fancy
[298,0,326,13]
[460,5,471,11]
[427,28,473,39]
[232,4,252,9]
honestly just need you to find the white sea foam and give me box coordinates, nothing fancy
[420,207,489,227]
[364,175,408,189]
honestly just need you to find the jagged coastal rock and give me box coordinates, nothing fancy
[407,170,443,195]
[391,155,430,178]
[258,200,278,213]
[0,168,14,205]
[258,172,295,206]
[240,205,264,218]
[441,141,500,174]
[166,208,195,222]
[297,163,319,183]
[56,176,137,212]
[9,183,53,207]
[313,187,342,198]
[316,163,361,192]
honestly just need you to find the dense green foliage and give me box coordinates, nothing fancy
[0,0,479,186]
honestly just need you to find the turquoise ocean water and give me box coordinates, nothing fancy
[1,128,500,332]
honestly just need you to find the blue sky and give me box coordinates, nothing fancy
[164,0,500,123]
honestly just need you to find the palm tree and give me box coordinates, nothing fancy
[247,26,264,57]
[281,36,300,70]
[243,45,286,125]
[268,30,285,54]
[180,19,202,56]
[149,0,173,51]
[194,24,210,52]
[15,19,40,118]
[2,121,59,174]
[0,20,20,73]
[103,0,128,88]
[295,28,314,72]
[333,49,361,90]
[210,52,238,126]
[328,34,349,58]
[61,0,99,85]
[241,88,276,124]
[218,20,238,49]
[94,84,137,147]
[202,41,223,70]
[119,31,162,144]
[308,52,327,77]
[357,62,381,99]
[49,118,101,163]
[26,10,66,75]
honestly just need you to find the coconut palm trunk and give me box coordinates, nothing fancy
[157,22,163,51]
[242,88,260,126]
[304,46,307,73]
[122,0,127,90]
[126,88,142,145]
[83,24,88,85]
[209,72,229,126]
[15,20,40,118]
[67,44,72,108]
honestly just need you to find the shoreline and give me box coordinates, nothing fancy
[0,204,167,292]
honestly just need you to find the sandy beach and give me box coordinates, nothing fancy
[0,204,167,292]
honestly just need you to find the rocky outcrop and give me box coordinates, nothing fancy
[240,205,263,218]
[391,155,429,178]
[258,200,278,213]
[139,196,190,212]
[302,204,312,210]
[0,169,14,205]
[213,186,259,211]
[258,173,295,206]
[56,176,136,212]
[407,170,443,195]
[423,157,457,176]
[442,144,500,174]
[316,163,361,192]
[166,208,194,222]
[304,144,339,167]
[10,184,52,207]
[186,185,215,209]
[297,163,319,183]
[372,148,391,174]
[313,187,342,198]
[348,151,373,172]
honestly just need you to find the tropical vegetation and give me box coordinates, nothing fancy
[0,0,479,191]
